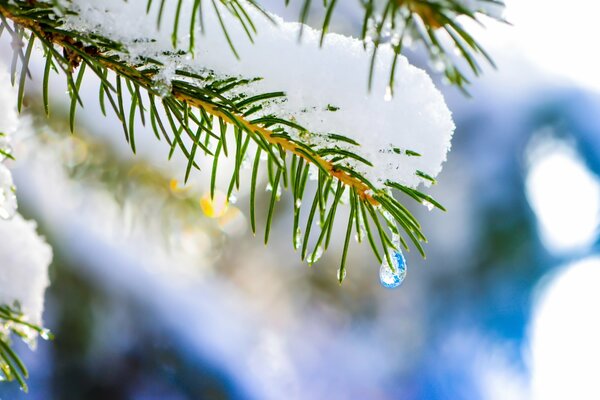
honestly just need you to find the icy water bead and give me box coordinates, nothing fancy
[379,249,407,288]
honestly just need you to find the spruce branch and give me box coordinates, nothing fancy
[320,0,505,93]
[0,0,448,283]
[179,0,505,92]
[0,303,53,393]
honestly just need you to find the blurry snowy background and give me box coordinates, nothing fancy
[2,0,600,399]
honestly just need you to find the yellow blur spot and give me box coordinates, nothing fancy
[200,191,229,218]
[170,179,190,194]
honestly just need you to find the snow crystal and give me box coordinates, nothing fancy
[0,214,52,328]
[58,0,455,189]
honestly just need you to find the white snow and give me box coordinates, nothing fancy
[0,213,52,328]
[57,0,455,189]
[0,163,17,219]
[0,67,17,219]
[0,63,52,332]
[0,68,18,218]
[458,0,505,19]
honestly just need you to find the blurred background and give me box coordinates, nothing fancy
[2,0,600,399]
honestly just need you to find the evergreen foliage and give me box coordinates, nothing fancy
[0,0,501,391]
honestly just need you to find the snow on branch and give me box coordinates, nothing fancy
[63,0,454,189]
[0,0,455,280]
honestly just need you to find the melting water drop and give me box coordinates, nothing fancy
[379,249,407,289]
[40,328,53,341]
[241,155,251,170]
[337,268,346,282]
[384,86,393,102]
[308,246,323,265]
[293,227,302,249]
[354,230,365,243]
[265,183,282,199]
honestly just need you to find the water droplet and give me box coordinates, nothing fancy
[152,80,171,98]
[308,246,323,265]
[379,249,407,289]
[337,268,346,282]
[354,231,365,243]
[228,194,238,204]
[295,198,302,208]
[241,155,251,170]
[266,183,282,199]
[293,227,302,249]
[40,328,53,340]
[384,86,393,102]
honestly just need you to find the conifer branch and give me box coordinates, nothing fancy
[0,303,53,393]
[0,0,449,283]
[226,0,505,93]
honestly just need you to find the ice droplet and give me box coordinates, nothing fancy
[40,328,53,340]
[354,231,365,243]
[152,80,171,98]
[241,155,251,170]
[379,249,407,289]
[308,246,323,265]
[267,183,282,199]
[293,227,302,249]
[384,86,393,102]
